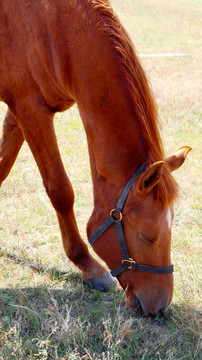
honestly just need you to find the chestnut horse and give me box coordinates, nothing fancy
[0,0,191,316]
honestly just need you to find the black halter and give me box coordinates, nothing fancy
[88,164,174,277]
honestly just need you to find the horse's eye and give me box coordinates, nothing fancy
[139,232,154,244]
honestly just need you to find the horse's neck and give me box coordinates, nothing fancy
[77,86,147,210]
[69,1,148,208]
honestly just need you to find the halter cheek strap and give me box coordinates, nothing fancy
[88,164,174,277]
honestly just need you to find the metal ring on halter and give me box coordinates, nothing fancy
[122,258,135,269]
[110,208,122,221]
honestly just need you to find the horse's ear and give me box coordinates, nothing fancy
[165,146,192,172]
[136,161,164,196]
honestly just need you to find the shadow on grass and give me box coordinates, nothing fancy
[0,249,70,280]
[0,251,201,359]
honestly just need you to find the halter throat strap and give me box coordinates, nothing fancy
[88,164,174,277]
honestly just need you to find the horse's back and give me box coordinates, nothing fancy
[0,0,88,112]
[0,0,129,115]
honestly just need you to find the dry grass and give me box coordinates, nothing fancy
[0,0,201,359]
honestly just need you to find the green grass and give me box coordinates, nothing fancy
[0,0,201,359]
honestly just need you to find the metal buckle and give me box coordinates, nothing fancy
[110,208,122,221]
[122,258,135,269]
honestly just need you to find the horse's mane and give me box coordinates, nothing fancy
[89,0,178,206]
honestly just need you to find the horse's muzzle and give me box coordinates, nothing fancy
[125,291,170,317]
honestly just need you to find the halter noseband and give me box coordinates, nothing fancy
[88,164,174,277]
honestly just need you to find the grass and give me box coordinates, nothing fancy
[0,0,201,359]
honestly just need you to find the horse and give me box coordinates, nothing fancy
[0,0,191,316]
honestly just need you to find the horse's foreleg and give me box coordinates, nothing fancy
[17,104,116,290]
[0,108,24,186]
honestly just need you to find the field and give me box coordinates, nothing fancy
[0,0,201,359]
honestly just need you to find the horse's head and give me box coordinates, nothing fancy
[89,146,191,316]
[119,173,175,316]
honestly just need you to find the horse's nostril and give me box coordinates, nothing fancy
[129,294,145,315]
[159,307,166,315]
[135,298,144,315]
[148,307,166,318]
[144,307,166,318]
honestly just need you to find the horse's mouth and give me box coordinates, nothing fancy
[125,292,144,315]
[125,291,169,317]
